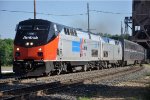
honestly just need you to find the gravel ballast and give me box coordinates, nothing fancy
[30,65,150,100]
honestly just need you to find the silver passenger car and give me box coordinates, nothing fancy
[122,39,145,65]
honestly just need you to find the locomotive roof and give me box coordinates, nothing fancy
[123,39,144,48]
[18,19,90,32]
[19,19,51,25]
[18,19,120,43]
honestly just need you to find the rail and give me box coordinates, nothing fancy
[0,66,144,100]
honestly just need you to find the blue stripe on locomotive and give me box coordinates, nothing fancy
[72,41,80,52]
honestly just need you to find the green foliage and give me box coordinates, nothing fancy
[0,39,13,66]
[98,33,130,40]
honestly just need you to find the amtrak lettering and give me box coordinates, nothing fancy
[23,36,38,39]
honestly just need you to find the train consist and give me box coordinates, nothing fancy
[13,19,146,76]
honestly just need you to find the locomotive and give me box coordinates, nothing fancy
[13,19,146,76]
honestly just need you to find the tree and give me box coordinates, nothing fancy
[97,32,130,40]
[0,39,13,66]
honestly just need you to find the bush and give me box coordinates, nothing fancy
[0,39,13,66]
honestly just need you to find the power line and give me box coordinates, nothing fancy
[90,9,132,15]
[0,9,86,16]
[0,9,132,17]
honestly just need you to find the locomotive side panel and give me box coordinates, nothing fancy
[57,34,81,61]
[56,29,102,62]
[43,35,59,60]
[101,43,113,60]
[100,37,122,62]
[113,43,122,60]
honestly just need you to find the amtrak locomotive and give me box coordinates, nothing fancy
[13,19,146,76]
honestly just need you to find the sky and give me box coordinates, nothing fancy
[0,0,132,39]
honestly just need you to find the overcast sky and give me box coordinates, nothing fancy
[0,0,132,39]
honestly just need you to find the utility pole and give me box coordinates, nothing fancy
[87,3,90,32]
[121,21,123,36]
[34,0,36,19]
[121,21,124,41]
[87,3,91,39]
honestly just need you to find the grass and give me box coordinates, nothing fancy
[143,89,150,100]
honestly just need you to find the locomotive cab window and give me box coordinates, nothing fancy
[34,25,48,30]
[18,25,32,30]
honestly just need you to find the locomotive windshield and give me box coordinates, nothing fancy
[14,19,56,47]
[18,25,48,30]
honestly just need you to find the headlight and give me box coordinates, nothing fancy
[16,48,20,51]
[25,42,29,46]
[30,42,33,46]
[38,48,42,51]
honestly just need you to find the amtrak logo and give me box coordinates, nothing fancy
[23,36,38,39]
[23,32,38,39]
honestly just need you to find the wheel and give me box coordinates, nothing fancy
[97,67,100,70]
[83,65,87,72]
[47,72,51,76]
[89,68,92,71]
[105,62,108,69]
[57,69,62,75]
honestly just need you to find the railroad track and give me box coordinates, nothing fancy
[0,66,144,100]
[0,67,127,84]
